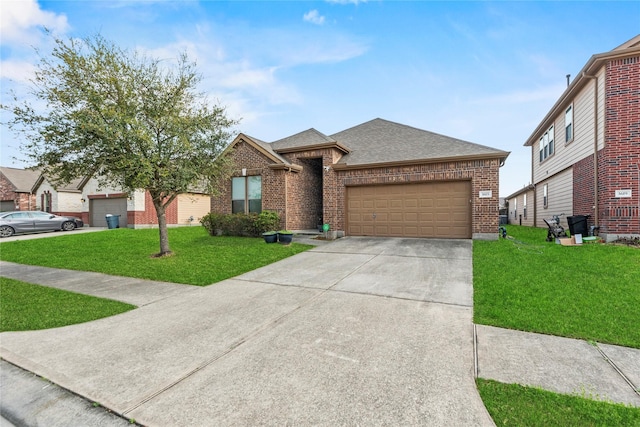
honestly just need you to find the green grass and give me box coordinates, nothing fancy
[0,277,135,332]
[477,379,640,426]
[474,225,640,349]
[0,227,312,286]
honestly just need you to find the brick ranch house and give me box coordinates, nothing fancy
[212,118,509,239]
[524,35,640,241]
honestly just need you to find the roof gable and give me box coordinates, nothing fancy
[0,167,41,193]
[272,128,349,154]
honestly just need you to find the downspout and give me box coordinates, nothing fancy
[583,71,599,227]
[531,149,537,227]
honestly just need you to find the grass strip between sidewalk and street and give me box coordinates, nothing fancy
[0,277,136,332]
[0,226,312,286]
[473,225,640,349]
[477,379,640,426]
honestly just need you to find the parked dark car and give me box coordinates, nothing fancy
[0,211,84,238]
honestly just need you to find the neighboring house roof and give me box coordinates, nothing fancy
[0,166,40,193]
[524,34,640,147]
[505,185,535,200]
[331,118,509,169]
[32,174,85,194]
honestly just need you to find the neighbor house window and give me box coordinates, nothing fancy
[523,193,527,219]
[513,198,517,219]
[543,184,548,208]
[565,105,573,143]
[539,125,554,162]
[232,176,262,214]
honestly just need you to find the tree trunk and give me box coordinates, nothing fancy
[153,201,172,256]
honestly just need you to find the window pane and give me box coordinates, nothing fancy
[248,176,262,199]
[232,177,245,200]
[232,200,245,214]
[248,199,262,213]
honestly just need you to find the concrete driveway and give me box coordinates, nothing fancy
[0,237,492,426]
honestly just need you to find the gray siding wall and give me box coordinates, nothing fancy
[535,168,574,230]
[532,66,605,185]
[507,189,535,226]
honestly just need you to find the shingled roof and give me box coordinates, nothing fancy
[272,128,349,154]
[0,167,40,193]
[330,118,509,168]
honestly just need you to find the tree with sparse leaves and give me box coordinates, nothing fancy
[3,33,237,256]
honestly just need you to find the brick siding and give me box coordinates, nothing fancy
[130,191,178,226]
[572,153,597,230]
[211,140,288,229]
[333,159,500,235]
[601,56,640,235]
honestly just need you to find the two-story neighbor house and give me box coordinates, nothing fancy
[525,35,640,241]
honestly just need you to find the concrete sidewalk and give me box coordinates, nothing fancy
[1,237,639,426]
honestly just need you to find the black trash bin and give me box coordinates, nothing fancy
[105,214,120,229]
[567,215,589,237]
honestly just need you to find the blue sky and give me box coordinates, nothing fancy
[1,1,639,196]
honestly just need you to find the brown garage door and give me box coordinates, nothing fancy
[90,198,128,227]
[347,181,471,238]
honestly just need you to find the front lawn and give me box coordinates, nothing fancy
[0,227,312,286]
[0,277,135,332]
[474,225,640,349]
[477,379,640,426]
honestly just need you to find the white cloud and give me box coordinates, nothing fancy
[0,0,69,46]
[0,59,37,83]
[303,10,326,25]
[326,0,368,4]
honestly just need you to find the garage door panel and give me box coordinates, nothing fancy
[90,198,127,227]
[347,181,471,238]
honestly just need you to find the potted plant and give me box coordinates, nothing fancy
[262,231,277,244]
[277,230,293,244]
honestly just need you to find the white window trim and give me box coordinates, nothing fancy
[539,125,555,162]
[565,104,573,143]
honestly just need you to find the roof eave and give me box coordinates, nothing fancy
[267,164,303,173]
[505,184,535,200]
[226,133,289,166]
[274,142,351,155]
[332,152,510,171]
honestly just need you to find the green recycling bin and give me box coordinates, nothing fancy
[105,214,120,229]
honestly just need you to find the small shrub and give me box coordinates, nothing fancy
[200,212,226,236]
[201,211,280,237]
[255,211,280,234]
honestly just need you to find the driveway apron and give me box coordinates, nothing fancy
[0,237,492,426]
